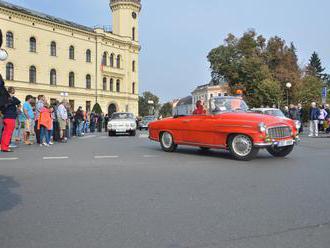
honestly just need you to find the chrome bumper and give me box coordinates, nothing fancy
[254,137,300,148]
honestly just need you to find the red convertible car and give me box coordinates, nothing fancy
[149,96,300,161]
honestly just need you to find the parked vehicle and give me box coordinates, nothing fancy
[138,115,156,130]
[149,97,299,161]
[251,108,301,131]
[107,112,137,136]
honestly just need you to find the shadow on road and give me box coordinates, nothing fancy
[0,176,22,213]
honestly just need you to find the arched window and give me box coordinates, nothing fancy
[86,49,91,63]
[6,62,14,81]
[50,69,56,85]
[29,66,37,83]
[86,74,91,89]
[110,78,114,92]
[50,41,56,56]
[69,45,75,60]
[110,53,114,67]
[102,52,108,66]
[30,37,36,52]
[6,32,14,48]
[116,55,121,68]
[132,60,136,72]
[132,82,135,94]
[69,72,75,87]
[116,79,120,92]
[132,27,136,41]
[103,77,107,91]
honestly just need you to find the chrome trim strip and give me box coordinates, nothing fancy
[215,124,253,128]
[180,141,226,148]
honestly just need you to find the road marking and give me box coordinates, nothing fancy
[0,157,19,161]
[43,156,69,160]
[143,155,159,158]
[94,155,119,159]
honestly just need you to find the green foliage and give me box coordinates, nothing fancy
[138,91,161,117]
[159,102,173,117]
[295,76,323,105]
[207,30,326,107]
[92,103,103,114]
[306,52,325,79]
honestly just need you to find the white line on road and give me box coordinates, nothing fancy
[0,157,19,161]
[79,135,96,139]
[43,156,69,160]
[143,155,159,158]
[94,155,119,159]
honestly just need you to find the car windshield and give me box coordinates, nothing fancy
[112,113,134,120]
[210,97,249,114]
[264,109,285,118]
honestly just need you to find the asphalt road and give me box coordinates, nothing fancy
[0,131,330,248]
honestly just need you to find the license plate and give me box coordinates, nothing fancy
[278,139,294,147]
[116,128,126,133]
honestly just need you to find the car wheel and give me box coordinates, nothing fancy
[108,131,112,136]
[199,147,210,151]
[228,134,259,161]
[160,132,177,152]
[130,130,136,136]
[267,145,294,157]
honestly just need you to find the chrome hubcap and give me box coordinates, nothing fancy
[162,132,173,149]
[232,135,252,157]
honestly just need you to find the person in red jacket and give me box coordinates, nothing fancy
[38,103,53,147]
[193,100,206,115]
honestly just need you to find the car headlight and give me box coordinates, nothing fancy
[295,120,301,130]
[258,122,267,133]
[130,123,136,128]
[108,123,112,128]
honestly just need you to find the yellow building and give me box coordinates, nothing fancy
[0,0,141,115]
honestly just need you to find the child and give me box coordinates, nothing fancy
[38,103,52,147]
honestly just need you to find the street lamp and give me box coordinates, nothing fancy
[286,82,292,106]
[60,92,69,98]
[147,100,154,115]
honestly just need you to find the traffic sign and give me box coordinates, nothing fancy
[322,86,327,104]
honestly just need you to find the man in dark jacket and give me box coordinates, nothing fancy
[288,104,299,120]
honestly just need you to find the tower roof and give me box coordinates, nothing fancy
[110,0,141,9]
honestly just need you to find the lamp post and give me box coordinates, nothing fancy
[286,82,292,106]
[148,100,154,115]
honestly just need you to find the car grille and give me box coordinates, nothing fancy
[267,126,291,139]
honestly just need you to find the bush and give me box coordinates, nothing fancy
[92,103,103,114]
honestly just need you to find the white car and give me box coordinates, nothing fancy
[251,108,301,130]
[107,112,137,136]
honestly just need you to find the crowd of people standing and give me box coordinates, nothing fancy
[0,75,110,152]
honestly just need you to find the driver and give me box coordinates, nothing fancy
[193,100,206,115]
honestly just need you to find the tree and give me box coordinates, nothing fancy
[295,76,323,105]
[138,91,160,117]
[92,103,103,114]
[159,102,173,117]
[306,52,325,79]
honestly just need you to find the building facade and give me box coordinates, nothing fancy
[192,83,229,110]
[0,0,141,115]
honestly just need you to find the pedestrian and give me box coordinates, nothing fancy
[57,100,68,142]
[104,114,109,132]
[10,105,23,148]
[325,104,330,133]
[97,113,103,132]
[283,106,290,118]
[309,102,320,137]
[297,103,304,133]
[75,107,84,136]
[34,95,45,144]
[23,95,35,145]
[1,86,21,152]
[38,103,52,147]
[318,105,328,132]
[288,104,299,120]
[0,111,3,142]
[90,112,96,133]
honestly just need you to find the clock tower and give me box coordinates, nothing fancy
[110,0,141,41]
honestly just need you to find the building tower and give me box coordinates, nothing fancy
[110,0,141,41]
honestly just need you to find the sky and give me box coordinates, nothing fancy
[5,0,330,103]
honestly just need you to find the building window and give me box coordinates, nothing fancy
[69,72,75,87]
[29,66,36,83]
[86,49,91,63]
[132,27,135,41]
[132,82,135,94]
[50,69,56,85]
[6,32,14,48]
[110,53,114,67]
[86,101,91,112]
[103,77,107,91]
[69,45,75,60]
[132,60,135,72]
[110,78,114,92]
[116,55,121,68]
[86,74,91,89]
[50,41,56,56]
[102,52,107,66]
[69,100,75,111]
[30,37,36,52]
[6,62,14,80]
[116,79,120,92]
